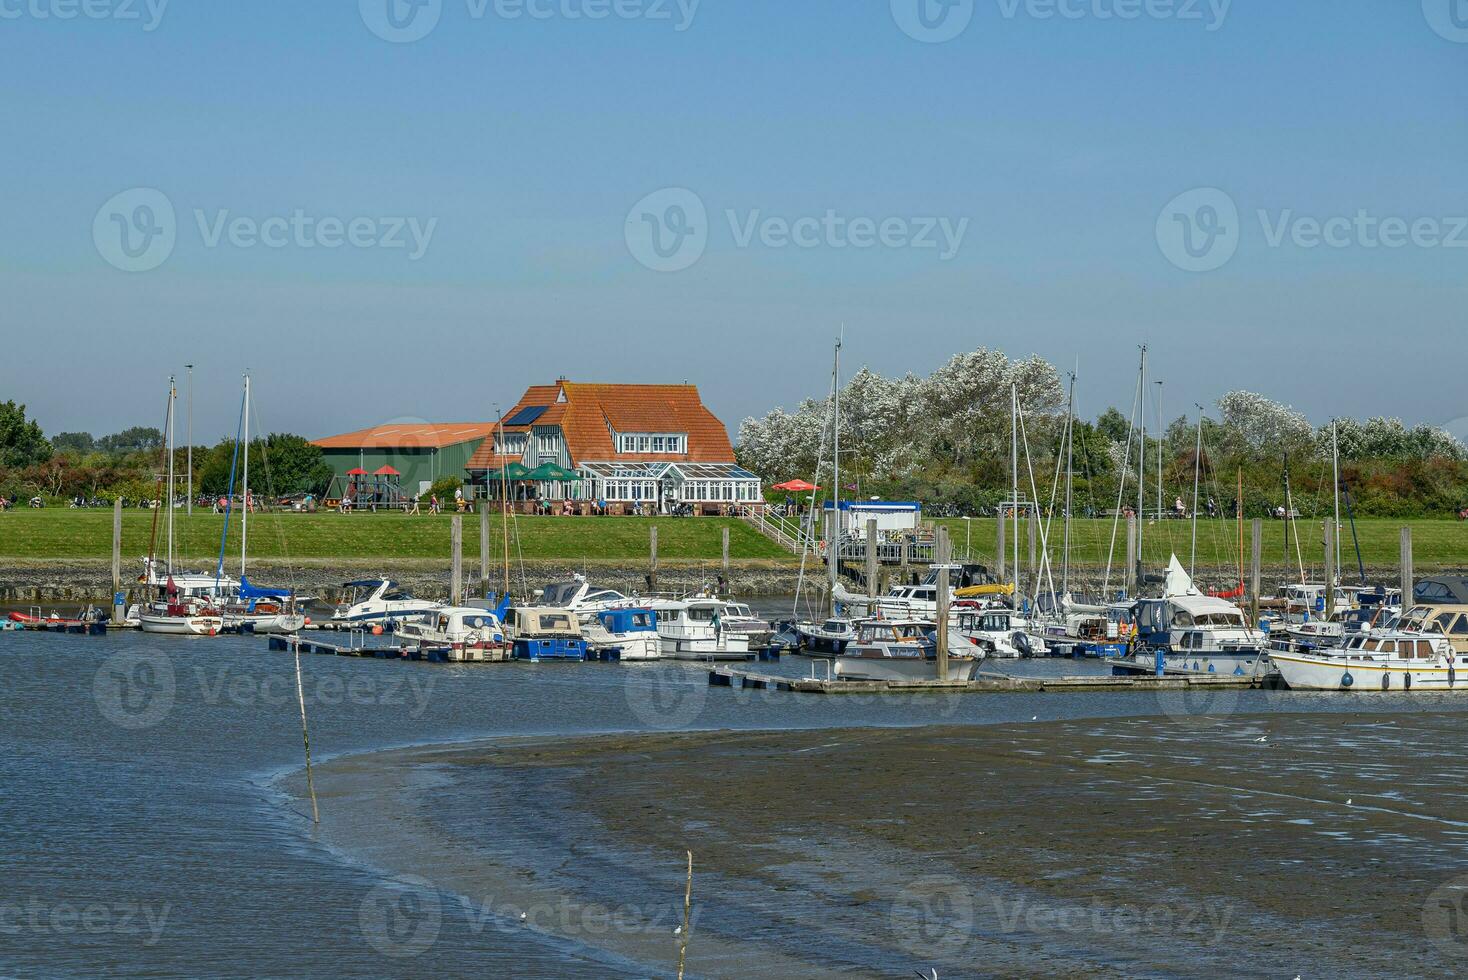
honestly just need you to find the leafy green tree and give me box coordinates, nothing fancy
[0,401,51,468]
[258,434,333,495]
[52,431,95,454]
[97,427,163,454]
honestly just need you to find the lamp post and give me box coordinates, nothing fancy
[185,364,193,515]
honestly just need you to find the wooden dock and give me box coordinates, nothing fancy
[707,666,1263,694]
[267,634,407,659]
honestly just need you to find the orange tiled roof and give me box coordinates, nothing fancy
[313,423,497,451]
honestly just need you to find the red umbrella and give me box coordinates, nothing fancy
[373,465,400,476]
[773,479,820,492]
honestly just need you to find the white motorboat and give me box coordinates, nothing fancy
[833,564,999,620]
[537,575,639,620]
[831,619,983,682]
[395,607,509,662]
[331,579,443,627]
[795,618,857,655]
[955,604,1046,658]
[583,607,661,661]
[1125,557,1269,676]
[649,597,753,661]
[1272,623,1463,691]
[719,602,775,648]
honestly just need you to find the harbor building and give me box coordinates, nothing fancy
[314,422,498,499]
[465,380,762,514]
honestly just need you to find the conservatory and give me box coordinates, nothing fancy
[574,462,763,513]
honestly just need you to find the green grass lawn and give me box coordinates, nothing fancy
[932,516,1468,571]
[0,509,793,563]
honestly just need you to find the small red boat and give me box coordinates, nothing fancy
[7,609,109,634]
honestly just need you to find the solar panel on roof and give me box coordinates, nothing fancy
[504,405,547,427]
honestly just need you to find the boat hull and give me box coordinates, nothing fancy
[832,655,981,683]
[1273,652,1467,691]
[139,614,223,636]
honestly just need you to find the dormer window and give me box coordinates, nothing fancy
[618,432,685,454]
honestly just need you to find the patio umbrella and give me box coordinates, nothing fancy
[772,479,820,492]
[484,462,531,481]
[526,462,578,481]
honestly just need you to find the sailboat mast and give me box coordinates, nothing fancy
[1137,346,1146,590]
[1189,405,1203,577]
[828,336,841,608]
[1062,372,1075,600]
[242,373,250,578]
[1010,382,1019,589]
[166,376,176,577]
[1331,420,1342,585]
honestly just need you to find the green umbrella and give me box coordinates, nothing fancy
[526,462,578,481]
[484,462,531,481]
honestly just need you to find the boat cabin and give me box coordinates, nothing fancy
[1398,604,1468,654]
[594,607,657,636]
[508,606,587,661]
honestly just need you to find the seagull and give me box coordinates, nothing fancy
[1031,715,1038,721]
[1254,735,1268,743]
[674,925,683,936]
[519,912,527,922]
[1346,799,1352,806]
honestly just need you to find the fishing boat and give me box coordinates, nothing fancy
[504,606,588,661]
[583,607,661,661]
[649,597,753,661]
[331,579,443,628]
[395,607,509,662]
[1272,621,1462,691]
[831,619,983,682]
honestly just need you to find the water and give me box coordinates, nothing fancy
[5,617,1468,977]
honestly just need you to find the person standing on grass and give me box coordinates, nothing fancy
[429,494,440,514]
[409,493,421,516]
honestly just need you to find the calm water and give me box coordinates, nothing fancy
[5,607,1467,977]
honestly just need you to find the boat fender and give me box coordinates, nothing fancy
[1341,671,1353,688]
[1381,673,1390,691]
[1450,666,1456,687]
[1404,673,1412,690]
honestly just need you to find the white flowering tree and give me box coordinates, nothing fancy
[1216,390,1314,456]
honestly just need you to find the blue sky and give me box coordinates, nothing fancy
[2,0,1465,443]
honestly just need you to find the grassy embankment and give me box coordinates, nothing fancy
[931,516,1468,571]
[0,510,794,563]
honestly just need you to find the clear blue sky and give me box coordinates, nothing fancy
[2,0,1465,444]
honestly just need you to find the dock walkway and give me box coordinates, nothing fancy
[707,666,1262,694]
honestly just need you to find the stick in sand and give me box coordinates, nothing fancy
[677,850,693,979]
[293,638,320,824]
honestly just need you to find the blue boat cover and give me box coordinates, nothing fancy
[239,575,293,600]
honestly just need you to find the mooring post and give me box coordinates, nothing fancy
[450,515,463,606]
[112,497,124,621]
[996,515,1007,582]
[1125,515,1138,597]
[1324,521,1336,618]
[1250,518,1263,626]
[479,505,490,596]
[650,525,659,592]
[1401,526,1414,611]
[721,526,730,581]
[865,518,878,600]
[935,526,950,682]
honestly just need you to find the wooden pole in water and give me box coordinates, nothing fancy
[1125,515,1137,596]
[935,526,950,682]
[1324,520,1336,618]
[1250,518,1263,626]
[479,505,490,597]
[996,514,1007,582]
[865,518,878,600]
[676,850,693,980]
[112,498,124,620]
[650,525,659,592]
[721,526,730,582]
[293,639,320,825]
[450,515,463,606]
[1401,526,1414,611]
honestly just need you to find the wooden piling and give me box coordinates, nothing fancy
[676,850,693,980]
[935,527,950,682]
[721,526,730,581]
[996,515,1007,581]
[1125,515,1138,596]
[650,525,659,592]
[450,515,463,606]
[111,498,124,620]
[1401,526,1414,610]
[1250,518,1262,625]
[479,505,490,595]
[1324,520,1336,618]
[865,518,878,599]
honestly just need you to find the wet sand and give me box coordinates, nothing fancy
[297,714,1468,978]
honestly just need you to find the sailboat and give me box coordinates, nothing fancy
[138,376,224,637]
[214,374,306,634]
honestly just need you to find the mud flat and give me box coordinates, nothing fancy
[291,713,1468,978]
